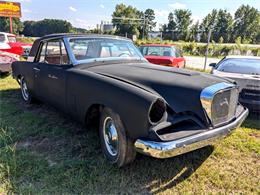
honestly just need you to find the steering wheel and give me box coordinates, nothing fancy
[118,53,131,57]
[149,52,158,56]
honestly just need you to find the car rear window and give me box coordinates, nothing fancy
[140,46,174,57]
[217,58,260,75]
[7,36,16,43]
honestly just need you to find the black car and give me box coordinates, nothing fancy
[210,56,260,112]
[12,34,248,167]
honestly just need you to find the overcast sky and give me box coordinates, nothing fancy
[12,0,260,30]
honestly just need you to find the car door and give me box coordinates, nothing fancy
[34,39,71,111]
[172,47,185,67]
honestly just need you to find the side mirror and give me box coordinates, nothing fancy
[209,63,217,68]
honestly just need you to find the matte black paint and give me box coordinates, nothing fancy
[12,34,237,141]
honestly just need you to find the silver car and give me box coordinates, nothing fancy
[210,56,260,112]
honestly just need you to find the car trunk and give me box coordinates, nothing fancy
[145,56,174,65]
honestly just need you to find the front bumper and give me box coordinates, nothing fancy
[134,108,249,158]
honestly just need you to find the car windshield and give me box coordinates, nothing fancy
[140,46,174,57]
[7,36,16,43]
[68,38,144,63]
[217,58,260,75]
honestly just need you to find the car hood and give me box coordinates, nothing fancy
[82,62,231,123]
[213,69,260,91]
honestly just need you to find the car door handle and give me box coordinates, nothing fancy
[33,67,40,72]
[48,74,58,79]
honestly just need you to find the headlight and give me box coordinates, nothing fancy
[149,98,166,124]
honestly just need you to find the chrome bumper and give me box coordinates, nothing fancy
[134,108,249,159]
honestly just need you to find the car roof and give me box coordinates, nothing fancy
[0,32,15,36]
[39,33,131,41]
[141,44,175,47]
[29,33,132,57]
[225,55,260,60]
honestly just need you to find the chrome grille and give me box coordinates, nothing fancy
[211,88,238,126]
[200,82,238,127]
[240,89,260,101]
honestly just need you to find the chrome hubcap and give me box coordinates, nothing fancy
[21,78,29,101]
[103,117,119,156]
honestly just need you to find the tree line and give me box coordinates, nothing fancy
[0,4,259,44]
[111,4,260,44]
[0,18,88,37]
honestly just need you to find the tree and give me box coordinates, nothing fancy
[212,9,233,43]
[167,12,176,31]
[141,8,156,37]
[72,27,89,34]
[233,5,260,43]
[199,9,218,42]
[0,17,23,34]
[189,21,200,41]
[22,19,73,36]
[22,20,36,36]
[174,9,192,41]
[112,4,142,37]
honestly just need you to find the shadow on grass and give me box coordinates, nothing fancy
[241,112,260,129]
[0,88,218,193]
[0,72,11,78]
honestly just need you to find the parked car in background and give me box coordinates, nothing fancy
[0,32,32,57]
[0,50,19,74]
[12,34,248,167]
[139,44,185,68]
[210,56,260,112]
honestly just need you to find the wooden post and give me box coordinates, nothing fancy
[9,17,13,33]
[204,28,212,71]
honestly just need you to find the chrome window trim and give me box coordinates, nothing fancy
[63,37,78,65]
[200,82,237,126]
[63,37,145,65]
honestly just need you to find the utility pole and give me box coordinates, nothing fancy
[204,28,212,71]
[142,15,146,40]
[112,16,146,39]
[9,17,13,33]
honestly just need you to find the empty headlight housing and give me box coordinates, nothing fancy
[149,98,166,124]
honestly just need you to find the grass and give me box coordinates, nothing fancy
[0,75,259,194]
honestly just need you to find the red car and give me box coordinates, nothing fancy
[139,44,185,68]
[0,32,32,57]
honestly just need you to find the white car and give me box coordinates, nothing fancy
[210,56,260,112]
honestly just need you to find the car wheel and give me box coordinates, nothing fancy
[99,107,136,167]
[20,76,32,103]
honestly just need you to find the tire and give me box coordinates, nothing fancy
[99,107,136,167]
[20,76,33,104]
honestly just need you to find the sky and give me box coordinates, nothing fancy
[10,0,260,30]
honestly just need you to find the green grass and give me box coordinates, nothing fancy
[0,75,259,194]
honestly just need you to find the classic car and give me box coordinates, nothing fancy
[210,56,260,112]
[12,34,248,167]
[139,44,185,68]
[0,32,32,57]
[0,50,19,74]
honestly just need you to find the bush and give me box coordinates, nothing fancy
[16,37,36,44]
[135,39,260,57]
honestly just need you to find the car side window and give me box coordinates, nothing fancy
[140,46,148,56]
[0,34,5,42]
[38,40,70,65]
[174,47,181,57]
[39,42,47,63]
